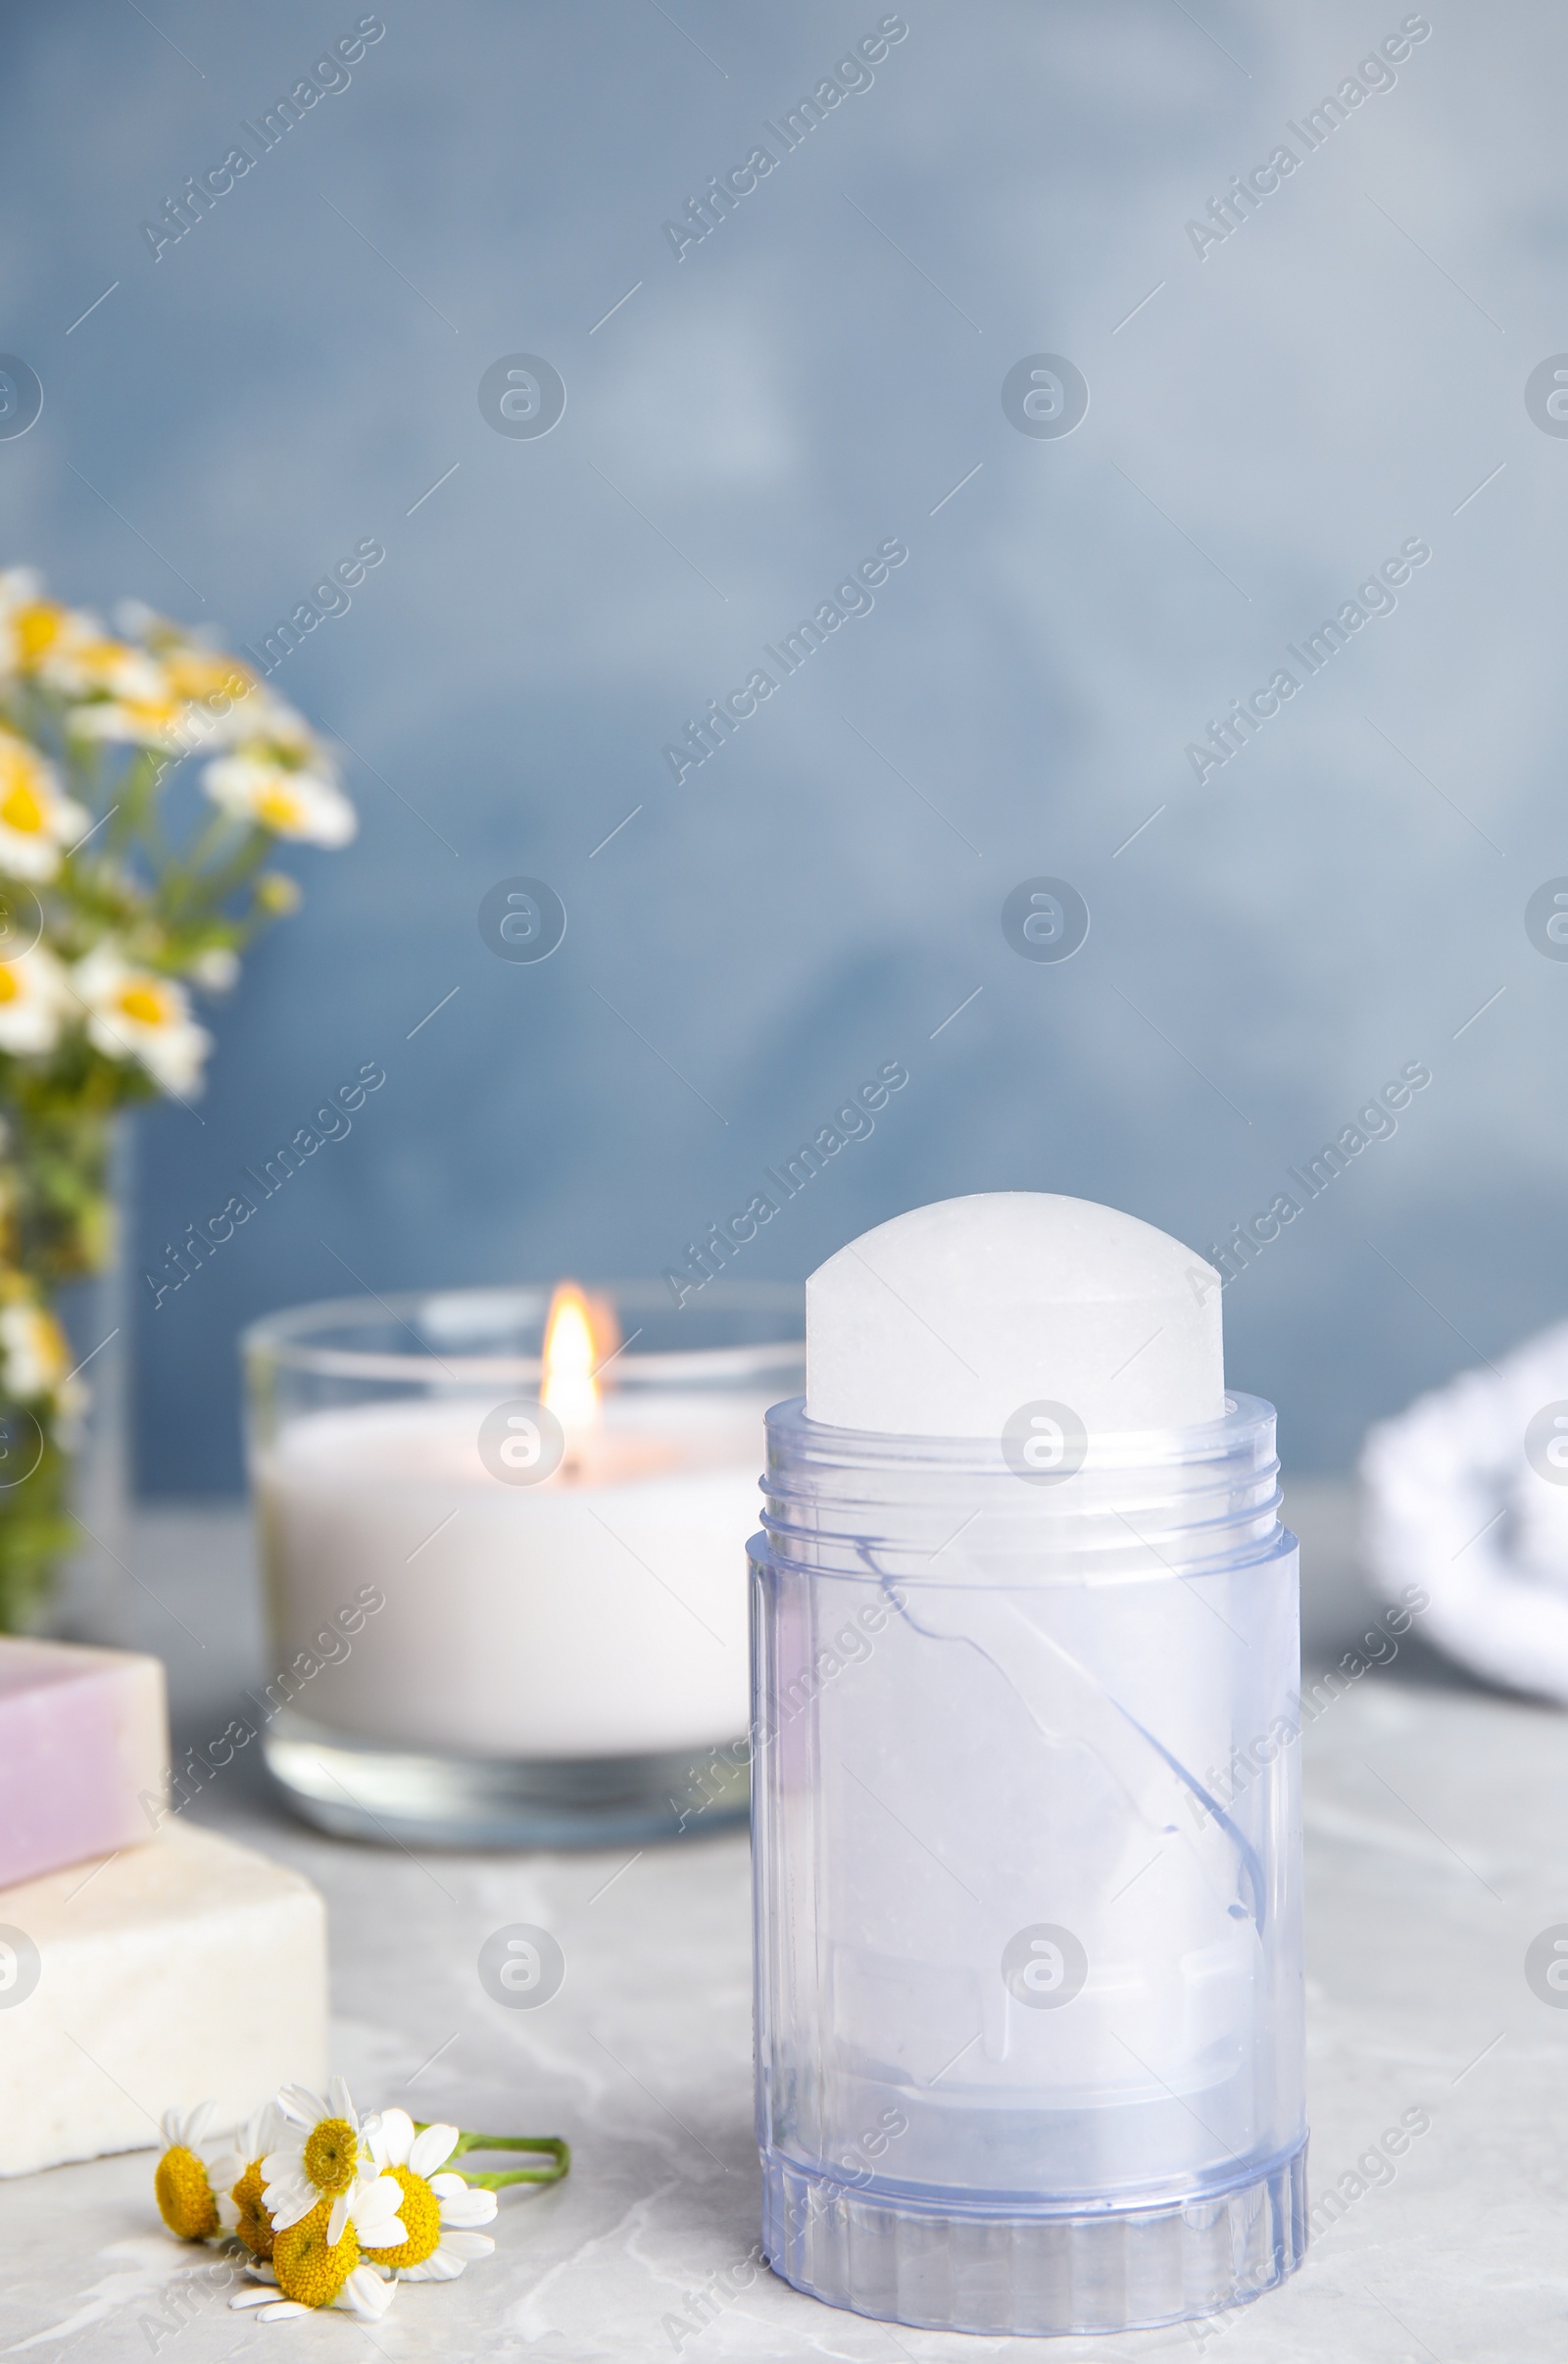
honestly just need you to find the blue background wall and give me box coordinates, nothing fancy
[0,1,1558,1492]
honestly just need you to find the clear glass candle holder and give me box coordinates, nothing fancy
[241,1282,802,1848]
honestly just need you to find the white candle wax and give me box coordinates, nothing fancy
[256,1391,768,1759]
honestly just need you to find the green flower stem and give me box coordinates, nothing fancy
[164,810,230,884]
[102,746,163,855]
[167,826,270,920]
[425,2129,571,2190]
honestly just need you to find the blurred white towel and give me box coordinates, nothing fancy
[1361,1322,1568,1704]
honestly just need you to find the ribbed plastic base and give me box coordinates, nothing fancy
[760,2142,1308,2338]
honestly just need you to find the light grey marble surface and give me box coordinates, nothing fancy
[3,1493,1565,2362]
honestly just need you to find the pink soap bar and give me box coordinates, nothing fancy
[0,1639,169,1885]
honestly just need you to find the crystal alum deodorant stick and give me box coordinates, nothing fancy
[750,1192,1306,2338]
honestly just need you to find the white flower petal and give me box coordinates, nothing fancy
[245,2103,284,2160]
[408,2247,466,2282]
[355,2172,405,2217]
[0,1303,75,1404]
[367,2107,415,2169]
[257,2301,310,2322]
[407,2122,459,2178]
[261,2179,317,2232]
[186,2099,218,2144]
[228,2288,280,2312]
[0,834,60,882]
[325,2192,351,2248]
[349,2174,408,2245]
[276,2085,328,2127]
[327,2074,354,2121]
[189,945,239,993]
[160,2109,181,2147]
[435,2184,498,2229]
[437,2231,495,2261]
[356,2208,408,2249]
[336,2266,397,2320]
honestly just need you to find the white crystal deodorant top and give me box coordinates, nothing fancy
[805,1191,1224,1437]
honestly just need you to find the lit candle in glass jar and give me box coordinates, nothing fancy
[243,1281,803,1847]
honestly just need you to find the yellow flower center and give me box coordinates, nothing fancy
[362,2163,442,2269]
[116,983,167,1026]
[167,654,253,704]
[0,968,18,1006]
[74,639,129,682]
[302,2116,360,2196]
[14,605,62,664]
[272,2199,359,2307]
[256,786,304,831]
[154,2143,219,2241]
[0,782,42,836]
[116,700,177,732]
[232,2159,275,2257]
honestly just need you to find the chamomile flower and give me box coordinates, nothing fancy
[154,2101,223,2241]
[187,945,240,993]
[40,633,164,708]
[0,945,72,1056]
[0,577,156,709]
[262,2078,382,2245]
[0,593,101,685]
[116,603,254,698]
[209,2101,282,2250]
[0,575,158,704]
[0,1303,74,1404]
[71,947,212,1097]
[361,2110,498,2281]
[68,684,193,753]
[164,646,255,710]
[0,730,89,882]
[228,2204,401,2323]
[204,755,357,845]
[70,648,255,758]
[202,706,356,847]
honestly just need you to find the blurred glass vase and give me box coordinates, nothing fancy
[243,1282,803,1847]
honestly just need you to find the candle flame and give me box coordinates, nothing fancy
[542,1282,602,1440]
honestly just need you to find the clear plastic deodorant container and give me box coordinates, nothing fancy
[749,1196,1307,2339]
